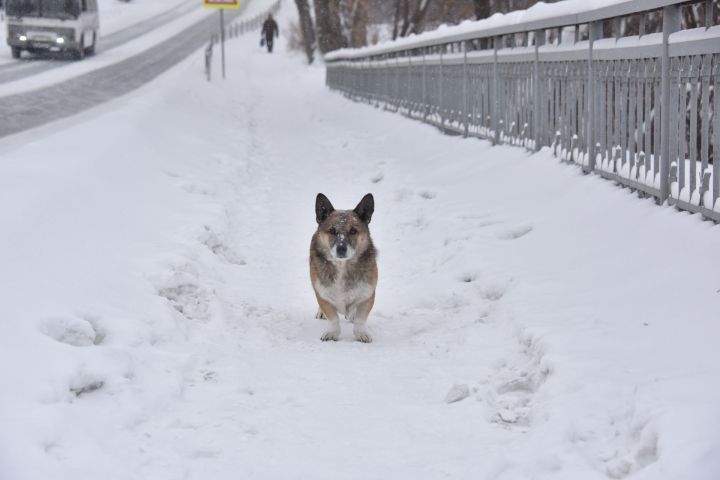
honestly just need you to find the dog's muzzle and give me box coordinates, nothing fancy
[334,235,349,259]
[336,242,348,258]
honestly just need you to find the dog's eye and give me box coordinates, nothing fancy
[349,227,358,235]
[328,228,337,236]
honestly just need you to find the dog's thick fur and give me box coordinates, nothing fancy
[309,193,377,342]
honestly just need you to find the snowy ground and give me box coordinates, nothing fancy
[1,4,719,480]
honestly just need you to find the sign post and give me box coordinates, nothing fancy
[202,0,241,80]
[220,9,225,79]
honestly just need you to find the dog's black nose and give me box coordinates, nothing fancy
[336,244,347,258]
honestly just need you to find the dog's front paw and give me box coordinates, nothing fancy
[353,327,372,343]
[315,309,327,320]
[321,330,340,342]
[355,332,372,343]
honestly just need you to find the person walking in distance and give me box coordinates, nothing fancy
[261,13,279,53]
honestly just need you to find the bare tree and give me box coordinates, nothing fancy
[367,0,573,43]
[392,0,433,39]
[473,0,491,20]
[349,0,369,48]
[294,0,316,63]
[314,0,346,53]
[336,0,370,48]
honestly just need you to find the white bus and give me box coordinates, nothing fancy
[5,0,99,59]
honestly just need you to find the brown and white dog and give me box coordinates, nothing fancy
[309,193,377,343]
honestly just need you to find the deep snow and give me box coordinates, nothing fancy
[1,2,719,479]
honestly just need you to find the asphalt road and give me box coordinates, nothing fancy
[0,3,246,139]
[0,0,199,85]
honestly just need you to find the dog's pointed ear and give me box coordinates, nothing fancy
[315,193,335,224]
[354,193,374,224]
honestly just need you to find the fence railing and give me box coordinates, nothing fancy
[325,0,720,222]
[204,0,282,81]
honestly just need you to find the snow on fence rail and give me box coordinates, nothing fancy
[325,0,720,222]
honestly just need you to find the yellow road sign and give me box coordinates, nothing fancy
[203,0,240,8]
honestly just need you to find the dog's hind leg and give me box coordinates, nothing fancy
[314,308,326,320]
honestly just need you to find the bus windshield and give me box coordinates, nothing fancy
[6,0,80,19]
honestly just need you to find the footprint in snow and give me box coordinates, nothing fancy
[40,315,105,347]
[480,283,507,301]
[498,224,534,240]
[156,263,214,322]
[477,307,493,323]
[485,332,550,429]
[569,409,659,479]
[445,384,471,403]
[69,373,105,398]
[178,181,213,196]
[459,272,477,283]
[201,226,247,266]
[158,282,212,322]
[397,214,429,230]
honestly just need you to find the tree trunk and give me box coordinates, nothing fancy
[473,0,491,20]
[294,0,316,63]
[350,0,369,48]
[392,0,402,40]
[314,0,345,53]
[402,0,432,37]
[399,0,411,37]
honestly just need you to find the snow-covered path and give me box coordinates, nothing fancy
[1,7,719,479]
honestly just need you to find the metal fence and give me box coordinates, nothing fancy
[325,0,720,222]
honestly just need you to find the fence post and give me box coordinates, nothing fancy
[395,53,401,112]
[406,52,411,114]
[422,48,428,120]
[219,9,226,80]
[660,4,680,203]
[439,45,444,129]
[587,21,602,172]
[463,41,469,137]
[204,42,213,82]
[492,36,499,145]
[533,30,545,152]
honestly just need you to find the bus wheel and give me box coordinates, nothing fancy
[11,47,21,59]
[85,32,96,56]
[73,38,85,60]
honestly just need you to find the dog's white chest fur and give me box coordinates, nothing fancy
[314,265,373,317]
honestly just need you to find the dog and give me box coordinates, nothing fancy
[309,193,377,343]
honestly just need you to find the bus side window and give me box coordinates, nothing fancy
[81,0,87,12]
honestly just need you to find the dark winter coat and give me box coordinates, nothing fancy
[261,18,279,40]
